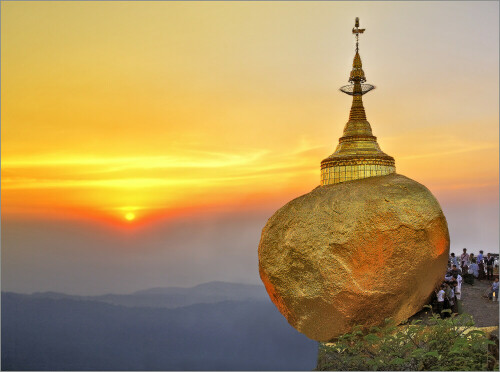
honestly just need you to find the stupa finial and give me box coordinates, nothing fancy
[340,17,374,96]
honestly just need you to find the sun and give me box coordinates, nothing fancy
[124,212,136,222]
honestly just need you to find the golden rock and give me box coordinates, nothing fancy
[258,173,450,341]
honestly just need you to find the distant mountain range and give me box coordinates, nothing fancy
[29,281,270,308]
[2,282,318,371]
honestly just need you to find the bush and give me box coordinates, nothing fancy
[316,307,498,371]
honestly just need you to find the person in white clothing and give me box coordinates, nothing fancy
[455,274,462,300]
[449,253,458,267]
[435,284,446,318]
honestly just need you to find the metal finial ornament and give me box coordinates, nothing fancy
[352,17,365,53]
[340,17,374,96]
[320,17,395,186]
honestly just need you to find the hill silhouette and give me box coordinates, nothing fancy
[29,281,269,309]
[2,282,318,370]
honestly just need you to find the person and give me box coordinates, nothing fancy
[469,258,479,278]
[478,250,485,280]
[489,278,499,300]
[443,282,452,309]
[447,284,455,314]
[464,262,475,285]
[478,250,484,264]
[465,258,479,286]
[438,282,452,318]
[486,253,495,280]
[461,248,470,273]
[444,271,454,282]
[449,253,458,267]
[450,264,461,277]
[452,281,462,313]
[455,273,463,297]
[435,284,446,318]
[469,253,475,264]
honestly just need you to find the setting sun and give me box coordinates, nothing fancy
[124,212,136,222]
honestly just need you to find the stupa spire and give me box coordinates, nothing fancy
[320,17,395,186]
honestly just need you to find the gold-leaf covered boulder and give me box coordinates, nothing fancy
[258,173,449,341]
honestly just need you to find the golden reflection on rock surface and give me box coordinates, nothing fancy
[258,174,449,341]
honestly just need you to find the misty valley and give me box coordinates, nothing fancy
[2,282,318,370]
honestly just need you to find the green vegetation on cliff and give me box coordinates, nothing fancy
[316,308,498,371]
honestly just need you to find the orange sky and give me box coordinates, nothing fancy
[2,1,499,225]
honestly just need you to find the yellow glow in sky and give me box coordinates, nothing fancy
[1,1,498,223]
[124,212,136,222]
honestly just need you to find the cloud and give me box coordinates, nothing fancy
[1,140,325,191]
[0,141,324,220]
[2,150,268,170]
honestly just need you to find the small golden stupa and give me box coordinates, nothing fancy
[320,18,395,186]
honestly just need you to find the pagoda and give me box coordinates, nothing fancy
[259,17,450,343]
[320,18,395,186]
